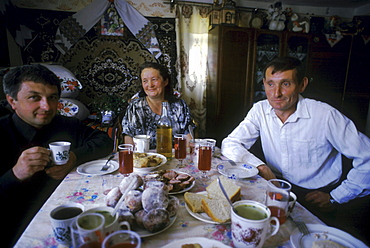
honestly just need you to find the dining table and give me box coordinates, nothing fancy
[14,148,326,248]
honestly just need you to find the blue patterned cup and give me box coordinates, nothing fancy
[49,141,71,165]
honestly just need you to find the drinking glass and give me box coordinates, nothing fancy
[198,142,212,179]
[118,144,134,176]
[102,230,141,248]
[174,134,187,167]
[265,179,291,224]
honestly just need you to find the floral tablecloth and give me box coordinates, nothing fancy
[15,150,324,248]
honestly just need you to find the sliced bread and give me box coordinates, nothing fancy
[184,192,208,213]
[201,197,231,223]
[206,175,241,202]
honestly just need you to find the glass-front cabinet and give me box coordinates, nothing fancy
[253,30,311,102]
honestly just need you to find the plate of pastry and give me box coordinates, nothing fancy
[133,152,167,172]
[133,214,177,238]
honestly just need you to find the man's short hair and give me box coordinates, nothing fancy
[263,56,305,84]
[3,64,61,99]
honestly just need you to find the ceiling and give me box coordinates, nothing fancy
[241,0,370,8]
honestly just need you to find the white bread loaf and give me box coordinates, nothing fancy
[184,192,208,213]
[185,176,241,223]
[206,175,241,202]
[201,198,231,223]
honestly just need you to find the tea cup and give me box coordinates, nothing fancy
[133,135,150,153]
[50,203,84,245]
[49,141,71,165]
[84,206,131,237]
[231,200,280,248]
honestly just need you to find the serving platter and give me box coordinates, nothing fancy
[290,224,367,248]
[76,160,119,176]
[133,152,167,173]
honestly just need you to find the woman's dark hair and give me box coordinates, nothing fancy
[138,62,176,102]
[3,64,61,99]
[263,56,305,84]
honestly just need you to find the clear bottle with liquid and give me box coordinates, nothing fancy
[156,101,173,158]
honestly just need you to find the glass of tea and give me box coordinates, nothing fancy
[174,134,187,167]
[265,179,291,225]
[118,144,134,176]
[102,230,141,248]
[198,142,212,179]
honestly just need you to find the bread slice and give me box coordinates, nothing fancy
[312,240,346,248]
[206,175,241,202]
[201,198,231,223]
[184,192,208,213]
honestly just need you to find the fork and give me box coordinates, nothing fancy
[295,221,310,236]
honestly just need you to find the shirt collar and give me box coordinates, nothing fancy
[12,114,38,142]
[265,95,310,122]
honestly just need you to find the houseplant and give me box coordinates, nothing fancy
[91,94,126,126]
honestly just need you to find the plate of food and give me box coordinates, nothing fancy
[133,214,177,238]
[143,170,195,194]
[217,162,258,179]
[133,152,167,172]
[184,191,231,224]
[162,237,231,248]
[290,224,367,248]
[76,160,119,176]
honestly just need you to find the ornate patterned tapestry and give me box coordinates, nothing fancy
[58,17,177,107]
[2,6,177,111]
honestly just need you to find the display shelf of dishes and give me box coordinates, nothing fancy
[14,150,367,248]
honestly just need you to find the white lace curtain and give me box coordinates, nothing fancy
[175,4,211,137]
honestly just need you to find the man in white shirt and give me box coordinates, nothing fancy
[221,56,370,245]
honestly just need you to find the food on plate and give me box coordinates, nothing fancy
[133,152,163,168]
[119,174,143,194]
[105,186,122,207]
[202,198,232,223]
[144,170,195,193]
[206,175,241,202]
[185,176,241,223]
[181,244,203,248]
[312,240,346,248]
[142,208,170,232]
[106,174,178,233]
[184,192,208,213]
[142,187,169,211]
[124,190,142,213]
[167,195,180,217]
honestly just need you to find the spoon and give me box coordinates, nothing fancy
[217,177,237,214]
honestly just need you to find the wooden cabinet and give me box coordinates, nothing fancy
[206,26,254,145]
[206,26,311,143]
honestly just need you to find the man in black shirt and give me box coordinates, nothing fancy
[0,64,114,247]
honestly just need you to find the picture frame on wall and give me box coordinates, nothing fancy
[100,3,125,37]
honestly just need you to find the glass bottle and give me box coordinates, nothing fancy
[156,101,172,158]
